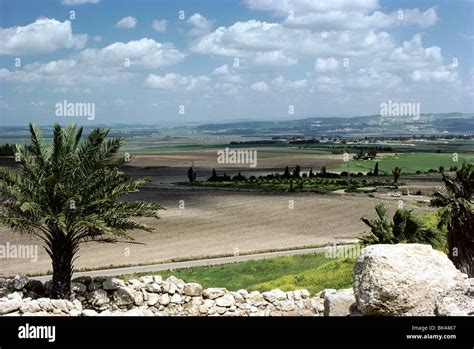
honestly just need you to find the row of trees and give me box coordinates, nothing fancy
[0,124,471,302]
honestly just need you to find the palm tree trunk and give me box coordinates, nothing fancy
[449,229,474,277]
[50,233,75,299]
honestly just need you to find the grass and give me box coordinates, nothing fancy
[120,253,355,295]
[329,152,474,174]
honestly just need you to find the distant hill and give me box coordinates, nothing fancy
[195,113,474,136]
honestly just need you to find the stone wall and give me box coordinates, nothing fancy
[1,244,472,317]
[0,274,351,316]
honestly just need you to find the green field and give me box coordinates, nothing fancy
[329,152,474,174]
[120,253,355,295]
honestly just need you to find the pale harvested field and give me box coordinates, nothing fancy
[0,187,433,277]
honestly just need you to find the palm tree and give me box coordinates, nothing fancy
[359,203,441,246]
[0,124,163,299]
[431,161,473,277]
[392,166,401,187]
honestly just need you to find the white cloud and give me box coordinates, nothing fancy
[212,64,231,75]
[283,8,438,30]
[0,39,186,90]
[115,16,137,29]
[79,38,185,69]
[251,81,269,92]
[0,18,87,55]
[191,20,394,62]
[314,57,339,72]
[272,75,307,90]
[412,67,458,83]
[61,0,99,5]
[152,20,168,33]
[146,73,210,90]
[187,13,214,37]
[244,0,379,14]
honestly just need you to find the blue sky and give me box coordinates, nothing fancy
[0,0,473,126]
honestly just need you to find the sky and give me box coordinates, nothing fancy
[0,0,473,126]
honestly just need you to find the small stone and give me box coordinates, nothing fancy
[168,283,177,295]
[69,309,81,316]
[71,282,87,295]
[203,288,227,300]
[112,287,134,307]
[25,300,41,313]
[153,275,163,284]
[88,289,110,307]
[72,276,92,285]
[88,282,100,291]
[230,292,244,303]
[0,299,21,315]
[102,278,123,291]
[7,292,22,301]
[159,294,170,306]
[12,275,29,291]
[51,299,69,313]
[72,299,82,311]
[324,288,355,316]
[93,276,107,283]
[279,300,296,312]
[133,291,144,306]
[127,279,143,289]
[146,293,160,306]
[38,298,53,311]
[262,289,286,303]
[216,294,235,307]
[183,283,202,297]
[170,293,182,304]
[138,276,154,284]
[25,280,44,295]
[293,290,302,301]
[246,291,264,304]
[82,309,98,316]
[145,283,162,293]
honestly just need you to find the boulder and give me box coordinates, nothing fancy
[353,244,469,316]
[323,288,355,316]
